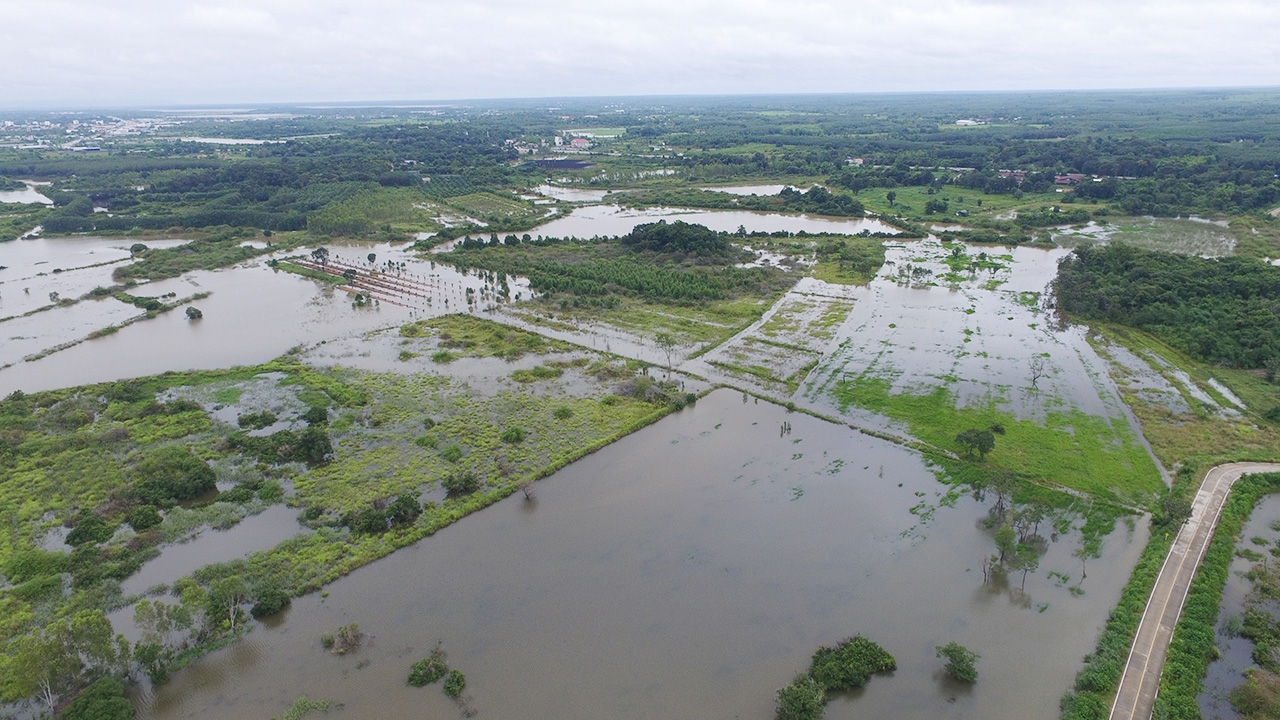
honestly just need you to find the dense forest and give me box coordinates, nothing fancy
[1055,243,1280,368]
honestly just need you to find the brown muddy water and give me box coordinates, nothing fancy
[134,390,1143,720]
[0,241,523,396]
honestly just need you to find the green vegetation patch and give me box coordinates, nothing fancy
[831,375,1162,502]
[401,313,571,360]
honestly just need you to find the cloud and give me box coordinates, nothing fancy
[1,0,1277,108]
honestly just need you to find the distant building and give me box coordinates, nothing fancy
[1054,173,1085,185]
[570,138,591,150]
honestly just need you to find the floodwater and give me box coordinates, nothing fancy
[134,390,1144,720]
[528,204,900,238]
[701,184,798,196]
[798,239,1131,424]
[0,241,527,396]
[0,206,893,395]
[1197,493,1280,719]
[0,181,53,205]
[1052,217,1237,256]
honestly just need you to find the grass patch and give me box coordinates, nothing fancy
[831,375,1162,502]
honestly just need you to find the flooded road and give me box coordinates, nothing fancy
[135,390,1143,720]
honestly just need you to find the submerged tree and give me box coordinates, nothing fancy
[936,642,980,683]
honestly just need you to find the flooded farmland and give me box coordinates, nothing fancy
[1,205,1163,720]
[132,390,1144,720]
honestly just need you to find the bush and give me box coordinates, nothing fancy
[442,669,467,698]
[936,641,980,682]
[237,410,278,429]
[294,426,334,464]
[553,406,574,420]
[251,584,291,618]
[346,506,388,534]
[132,445,216,504]
[218,486,256,504]
[408,644,449,686]
[66,510,116,547]
[386,494,422,525]
[127,505,162,531]
[4,548,68,583]
[500,426,527,443]
[301,406,329,425]
[808,636,896,691]
[61,677,135,720]
[440,444,463,463]
[442,471,480,497]
[775,674,826,720]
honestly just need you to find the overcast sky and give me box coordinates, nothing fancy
[3,0,1278,109]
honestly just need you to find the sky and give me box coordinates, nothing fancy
[2,0,1279,109]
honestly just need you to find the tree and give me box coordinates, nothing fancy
[936,642,980,683]
[654,332,679,375]
[955,428,995,459]
[367,252,377,264]
[1009,543,1040,591]
[185,306,203,319]
[886,190,897,207]
[342,268,357,283]
[1028,355,1048,388]
[208,576,249,632]
[311,246,330,267]
[994,523,1017,564]
[2,610,128,712]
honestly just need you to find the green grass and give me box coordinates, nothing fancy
[401,313,572,360]
[831,376,1162,502]
[443,191,544,226]
[1089,323,1280,471]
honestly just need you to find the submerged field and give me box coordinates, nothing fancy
[4,184,1277,720]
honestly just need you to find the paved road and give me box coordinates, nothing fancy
[1109,462,1280,720]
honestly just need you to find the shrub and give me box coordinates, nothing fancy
[386,494,422,525]
[66,510,116,547]
[440,444,463,463]
[237,410,278,429]
[251,584,292,618]
[301,406,329,425]
[346,506,389,534]
[432,350,457,363]
[775,674,825,720]
[218,486,256,504]
[61,677,135,720]
[442,471,480,497]
[408,644,449,686]
[442,669,467,698]
[500,426,527,443]
[553,406,574,420]
[808,636,896,691]
[127,505,163,531]
[132,445,216,504]
[294,427,334,464]
[936,641,980,682]
[415,434,439,449]
[4,548,68,583]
